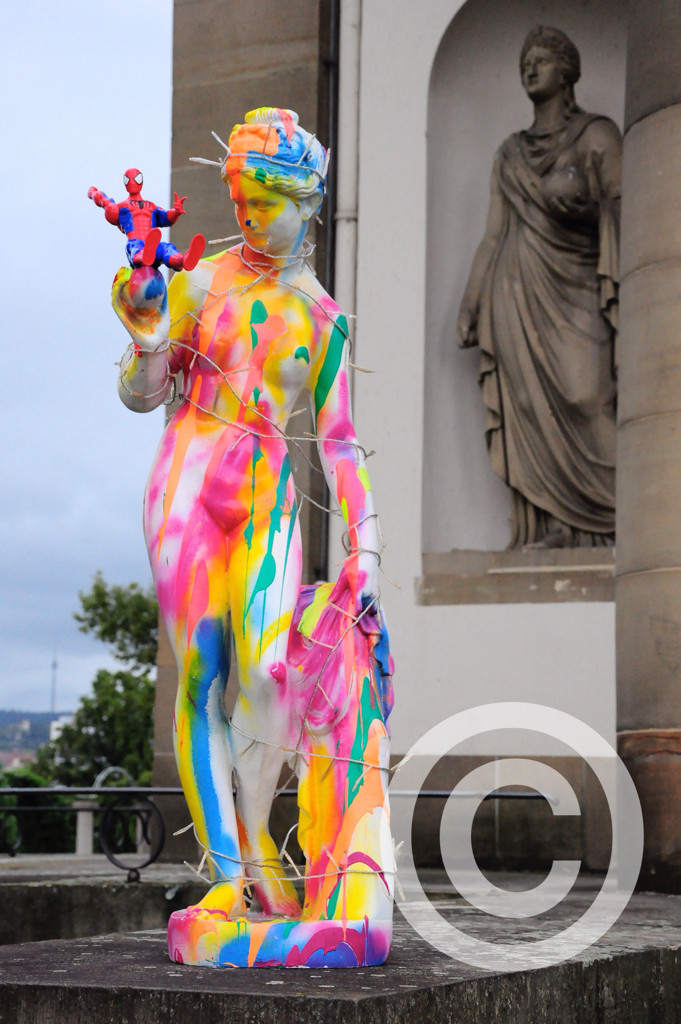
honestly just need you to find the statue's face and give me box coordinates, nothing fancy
[521,45,563,102]
[230,174,307,256]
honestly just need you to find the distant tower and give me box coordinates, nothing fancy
[50,650,58,714]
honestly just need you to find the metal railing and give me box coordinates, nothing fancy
[0,785,177,882]
[0,784,551,882]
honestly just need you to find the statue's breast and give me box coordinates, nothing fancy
[543,163,588,200]
[189,286,315,415]
[540,162,598,226]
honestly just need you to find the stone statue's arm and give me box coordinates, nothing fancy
[456,167,505,349]
[114,266,204,413]
[310,312,380,607]
[585,119,622,341]
[586,118,622,204]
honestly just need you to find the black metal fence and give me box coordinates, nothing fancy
[0,786,178,882]
[0,785,550,882]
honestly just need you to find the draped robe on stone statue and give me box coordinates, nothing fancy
[477,113,620,547]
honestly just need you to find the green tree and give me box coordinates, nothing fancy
[33,670,155,787]
[33,576,158,787]
[74,571,158,673]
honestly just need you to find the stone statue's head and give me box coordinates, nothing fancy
[222,108,327,201]
[520,26,581,112]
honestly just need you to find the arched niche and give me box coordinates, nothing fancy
[422,0,627,555]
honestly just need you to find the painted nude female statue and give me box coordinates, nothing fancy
[110,108,393,967]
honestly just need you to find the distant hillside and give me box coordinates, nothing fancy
[0,711,72,751]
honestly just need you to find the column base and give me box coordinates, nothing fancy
[618,728,681,892]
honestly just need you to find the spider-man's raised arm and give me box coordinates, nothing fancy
[153,192,188,228]
[87,186,121,227]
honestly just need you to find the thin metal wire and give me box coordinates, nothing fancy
[174,822,395,892]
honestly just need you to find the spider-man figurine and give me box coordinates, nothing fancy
[88,168,205,271]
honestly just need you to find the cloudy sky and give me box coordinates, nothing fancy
[2,1,174,712]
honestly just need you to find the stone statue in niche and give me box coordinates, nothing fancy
[108,108,394,967]
[456,26,621,549]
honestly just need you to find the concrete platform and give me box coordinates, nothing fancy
[2,880,681,1023]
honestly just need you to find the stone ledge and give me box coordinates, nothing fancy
[2,891,681,1023]
[418,548,615,605]
[0,875,206,946]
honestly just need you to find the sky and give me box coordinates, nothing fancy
[1,1,174,712]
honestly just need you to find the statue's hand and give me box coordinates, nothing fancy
[111,265,170,353]
[456,305,479,349]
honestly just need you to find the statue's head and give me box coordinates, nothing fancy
[520,26,581,112]
[222,108,327,256]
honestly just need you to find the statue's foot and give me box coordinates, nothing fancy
[249,877,301,920]
[167,911,392,968]
[523,526,572,550]
[185,880,248,921]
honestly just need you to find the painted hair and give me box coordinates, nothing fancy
[222,108,327,200]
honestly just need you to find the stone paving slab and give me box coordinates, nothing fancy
[1,891,681,1023]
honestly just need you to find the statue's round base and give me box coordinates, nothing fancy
[167,909,392,968]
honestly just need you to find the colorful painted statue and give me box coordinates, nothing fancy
[111,108,394,967]
[88,168,205,271]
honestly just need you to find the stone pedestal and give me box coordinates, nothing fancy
[618,730,681,889]
[616,0,681,889]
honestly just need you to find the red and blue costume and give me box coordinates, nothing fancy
[88,168,205,271]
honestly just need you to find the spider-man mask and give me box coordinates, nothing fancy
[123,168,144,195]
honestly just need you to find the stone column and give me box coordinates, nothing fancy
[617,0,681,890]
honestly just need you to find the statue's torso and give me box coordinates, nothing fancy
[507,113,620,232]
[147,251,337,533]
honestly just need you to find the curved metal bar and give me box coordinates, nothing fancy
[93,766,135,789]
[98,796,166,879]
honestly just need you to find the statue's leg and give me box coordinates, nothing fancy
[164,457,393,966]
[145,476,245,920]
[227,500,303,919]
[167,571,394,967]
[296,670,394,943]
[169,610,246,917]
